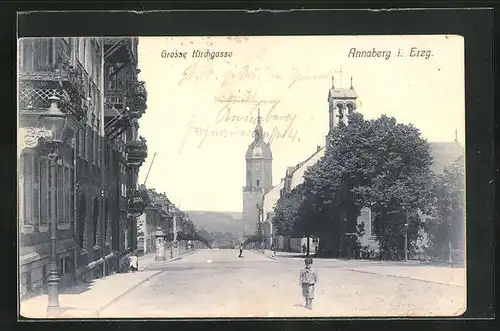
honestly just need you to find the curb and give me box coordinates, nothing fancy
[142,249,201,271]
[249,249,277,260]
[95,250,201,315]
[94,270,164,316]
[347,268,465,288]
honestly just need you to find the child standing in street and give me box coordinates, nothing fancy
[299,257,318,309]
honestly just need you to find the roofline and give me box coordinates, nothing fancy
[264,181,285,197]
[287,146,325,177]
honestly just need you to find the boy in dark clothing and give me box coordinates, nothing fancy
[299,257,318,309]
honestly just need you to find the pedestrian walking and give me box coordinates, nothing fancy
[129,251,139,272]
[302,243,307,254]
[238,243,243,258]
[299,257,318,309]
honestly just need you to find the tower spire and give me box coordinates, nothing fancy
[350,76,353,89]
[454,129,458,143]
[254,108,264,141]
[331,75,335,88]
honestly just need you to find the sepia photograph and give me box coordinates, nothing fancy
[18,35,466,319]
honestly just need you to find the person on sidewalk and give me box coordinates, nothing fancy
[129,251,139,272]
[299,257,318,309]
[238,243,243,258]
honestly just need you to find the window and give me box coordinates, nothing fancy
[57,164,64,225]
[70,168,75,226]
[85,39,92,76]
[104,200,108,243]
[39,159,49,227]
[78,38,85,66]
[93,131,97,165]
[256,179,260,187]
[22,154,74,231]
[78,194,86,249]
[34,39,54,71]
[85,125,91,161]
[65,165,71,225]
[22,153,36,226]
[78,128,84,157]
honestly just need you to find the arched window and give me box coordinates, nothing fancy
[346,103,355,114]
[256,179,260,187]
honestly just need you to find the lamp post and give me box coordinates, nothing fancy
[403,207,409,262]
[256,202,263,252]
[39,96,67,316]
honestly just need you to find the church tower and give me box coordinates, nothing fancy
[242,109,273,234]
[326,76,358,150]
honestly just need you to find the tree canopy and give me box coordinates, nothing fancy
[425,154,465,262]
[272,112,435,259]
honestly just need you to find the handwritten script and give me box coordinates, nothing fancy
[175,62,332,153]
[178,101,300,154]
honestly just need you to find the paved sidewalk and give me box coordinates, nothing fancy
[347,265,466,287]
[20,249,200,318]
[253,250,465,287]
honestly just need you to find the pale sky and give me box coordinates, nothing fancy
[136,35,464,212]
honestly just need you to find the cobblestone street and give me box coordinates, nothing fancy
[97,249,466,318]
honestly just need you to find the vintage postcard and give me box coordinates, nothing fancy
[18,35,466,318]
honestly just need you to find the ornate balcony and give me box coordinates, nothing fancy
[126,188,150,218]
[126,136,148,167]
[126,80,148,118]
[103,38,137,74]
[19,39,88,121]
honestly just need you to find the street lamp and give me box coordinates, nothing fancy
[39,96,67,316]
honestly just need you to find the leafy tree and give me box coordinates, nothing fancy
[271,113,434,260]
[301,113,434,259]
[272,184,307,237]
[350,116,434,259]
[425,154,465,262]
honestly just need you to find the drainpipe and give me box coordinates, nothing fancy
[73,137,78,282]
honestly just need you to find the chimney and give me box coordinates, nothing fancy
[317,145,321,152]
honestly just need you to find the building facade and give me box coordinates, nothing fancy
[242,111,273,235]
[18,37,149,298]
[102,37,148,274]
[137,189,173,255]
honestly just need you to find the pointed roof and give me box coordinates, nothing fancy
[245,109,272,160]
